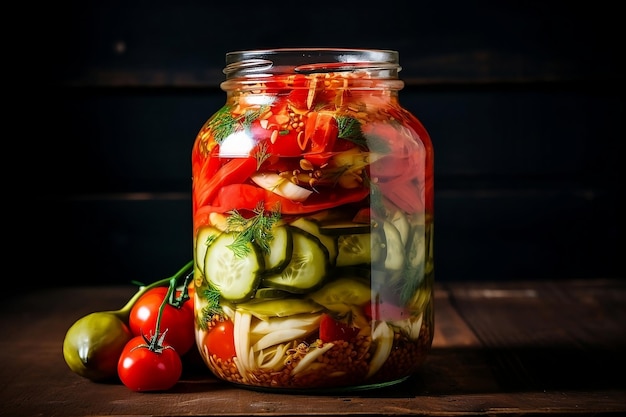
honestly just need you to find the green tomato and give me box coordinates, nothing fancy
[63,311,133,381]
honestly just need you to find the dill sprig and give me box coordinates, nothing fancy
[243,106,266,125]
[398,264,424,306]
[208,105,268,144]
[199,285,223,330]
[207,106,237,144]
[226,202,281,257]
[254,142,271,169]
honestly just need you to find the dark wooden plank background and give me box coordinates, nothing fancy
[15,0,623,287]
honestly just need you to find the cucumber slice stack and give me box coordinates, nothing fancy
[261,227,330,293]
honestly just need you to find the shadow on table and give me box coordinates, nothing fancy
[173,344,626,397]
[373,345,626,398]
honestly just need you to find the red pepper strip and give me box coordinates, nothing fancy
[377,161,434,214]
[193,206,212,232]
[380,178,425,214]
[192,147,222,212]
[306,111,338,154]
[277,186,369,214]
[371,150,428,214]
[194,183,370,225]
[369,154,414,179]
[194,157,258,209]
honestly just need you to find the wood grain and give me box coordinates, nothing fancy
[1,280,624,416]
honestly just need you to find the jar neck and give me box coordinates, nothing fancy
[221,48,404,91]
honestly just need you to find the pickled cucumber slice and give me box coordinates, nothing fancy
[382,220,405,271]
[309,277,371,311]
[335,226,385,267]
[261,228,329,293]
[254,288,292,299]
[336,234,372,267]
[236,298,324,320]
[194,226,221,275]
[389,209,410,246]
[262,224,293,273]
[291,217,338,265]
[204,232,264,302]
[406,224,426,271]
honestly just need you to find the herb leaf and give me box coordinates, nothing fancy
[226,202,281,257]
[208,106,237,144]
[337,116,366,147]
[200,285,223,329]
[254,142,271,169]
[208,105,268,145]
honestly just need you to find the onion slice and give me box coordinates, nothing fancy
[251,172,313,202]
[252,328,309,352]
[291,343,335,375]
[367,321,394,378]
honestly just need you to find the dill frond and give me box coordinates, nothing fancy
[208,105,269,145]
[200,285,223,329]
[208,106,238,144]
[254,142,272,169]
[225,203,281,257]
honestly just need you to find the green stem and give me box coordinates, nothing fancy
[169,269,195,308]
[149,276,177,350]
[109,260,194,322]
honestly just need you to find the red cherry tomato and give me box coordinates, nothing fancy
[117,335,182,392]
[319,313,360,343]
[202,319,236,361]
[129,287,195,355]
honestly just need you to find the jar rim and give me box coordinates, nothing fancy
[223,48,401,78]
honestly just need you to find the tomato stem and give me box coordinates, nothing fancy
[148,277,177,351]
[114,260,194,322]
[168,269,194,309]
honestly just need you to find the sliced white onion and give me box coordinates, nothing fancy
[252,328,309,352]
[233,311,252,371]
[251,172,313,202]
[222,304,236,321]
[291,343,335,375]
[390,313,423,340]
[257,343,289,370]
[250,314,321,334]
[367,321,394,378]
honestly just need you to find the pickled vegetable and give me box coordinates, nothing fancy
[192,49,434,391]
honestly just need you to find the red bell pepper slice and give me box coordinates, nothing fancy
[319,313,360,343]
[194,182,370,229]
[193,157,257,210]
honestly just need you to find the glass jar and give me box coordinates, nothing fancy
[191,48,434,392]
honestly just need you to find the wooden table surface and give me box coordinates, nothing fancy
[1,278,625,416]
